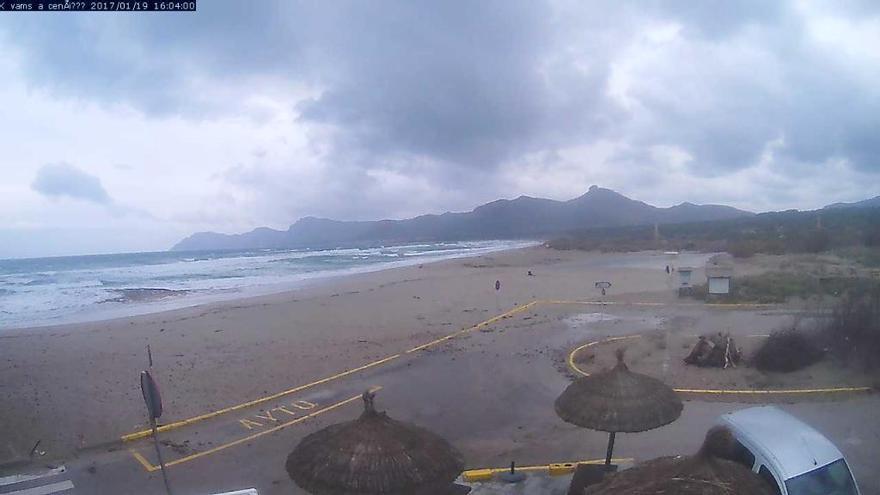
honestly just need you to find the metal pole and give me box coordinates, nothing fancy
[151,418,173,495]
[604,431,616,466]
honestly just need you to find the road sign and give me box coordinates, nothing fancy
[595,281,612,296]
[140,369,173,494]
[140,370,163,420]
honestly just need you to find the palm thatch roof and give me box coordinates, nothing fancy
[584,427,776,495]
[555,349,682,432]
[286,391,465,495]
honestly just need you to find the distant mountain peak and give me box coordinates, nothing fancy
[171,186,754,251]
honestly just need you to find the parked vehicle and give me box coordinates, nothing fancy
[716,406,860,495]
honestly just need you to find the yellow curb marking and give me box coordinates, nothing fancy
[543,300,777,309]
[123,302,538,442]
[462,458,635,481]
[129,387,381,472]
[567,335,642,377]
[568,334,873,396]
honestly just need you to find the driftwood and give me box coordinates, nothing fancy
[684,333,742,368]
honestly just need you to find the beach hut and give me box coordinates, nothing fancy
[677,267,694,288]
[555,349,683,468]
[584,426,775,495]
[286,390,465,495]
[706,265,733,295]
[705,254,734,295]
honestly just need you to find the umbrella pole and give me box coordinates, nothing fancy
[604,431,616,466]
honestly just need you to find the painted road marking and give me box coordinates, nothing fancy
[567,334,873,396]
[238,399,318,431]
[122,301,538,442]
[129,387,381,472]
[1,480,74,495]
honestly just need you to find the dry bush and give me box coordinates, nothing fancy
[824,290,880,370]
[753,328,824,373]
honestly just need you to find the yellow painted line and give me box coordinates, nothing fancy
[123,302,538,442]
[673,386,873,395]
[567,335,874,396]
[130,387,382,472]
[129,450,155,472]
[543,299,777,309]
[461,458,634,481]
[567,335,641,376]
[122,355,400,442]
[406,300,539,353]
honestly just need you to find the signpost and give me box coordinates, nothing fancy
[141,370,173,495]
[595,281,612,297]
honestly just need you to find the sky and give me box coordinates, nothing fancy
[0,1,878,258]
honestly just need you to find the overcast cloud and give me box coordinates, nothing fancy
[0,0,878,257]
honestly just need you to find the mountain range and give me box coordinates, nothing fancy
[171,186,754,251]
[824,195,880,210]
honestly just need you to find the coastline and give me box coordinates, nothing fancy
[0,240,539,332]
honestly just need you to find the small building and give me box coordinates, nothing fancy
[678,267,694,288]
[705,255,734,295]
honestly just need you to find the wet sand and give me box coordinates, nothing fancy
[0,247,702,463]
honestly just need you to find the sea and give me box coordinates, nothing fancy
[0,240,536,329]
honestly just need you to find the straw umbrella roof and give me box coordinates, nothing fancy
[286,391,465,495]
[584,427,776,495]
[555,349,682,432]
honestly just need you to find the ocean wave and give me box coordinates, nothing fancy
[0,239,536,328]
[100,288,190,304]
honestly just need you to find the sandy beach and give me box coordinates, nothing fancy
[0,247,688,461]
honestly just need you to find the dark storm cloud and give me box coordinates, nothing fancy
[2,0,878,197]
[0,1,309,115]
[295,1,616,168]
[31,163,111,204]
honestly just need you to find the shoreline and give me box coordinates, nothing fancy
[1,241,540,333]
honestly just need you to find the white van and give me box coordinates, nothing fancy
[716,406,860,495]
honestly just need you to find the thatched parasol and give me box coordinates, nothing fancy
[286,390,465,495]
[555,348,683,466]
[584,426,776,494]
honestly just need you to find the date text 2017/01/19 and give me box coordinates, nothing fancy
[0,1,197,11]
